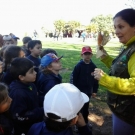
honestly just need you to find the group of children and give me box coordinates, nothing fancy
[0,35,99,135]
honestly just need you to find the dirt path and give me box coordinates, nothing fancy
[89,98,112,135]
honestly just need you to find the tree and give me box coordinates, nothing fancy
[90,14,113,34]
[86,23,98,33]
[54,20,65,32]
[66,21,81,33]
[41,26,50,37]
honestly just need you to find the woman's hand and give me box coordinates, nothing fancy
[94,68,104,80]
[96,46,108,59]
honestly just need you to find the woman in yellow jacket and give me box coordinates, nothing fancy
[94,8,135,135]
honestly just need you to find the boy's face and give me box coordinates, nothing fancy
[0,93,12,113]
[48,60,62,74]
[81,52,92,63]
[30,44,42,57]
[19,67,37,83]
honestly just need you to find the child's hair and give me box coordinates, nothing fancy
[45,113,72,132]
[3,45,24,71]
[40,64,53,74]
[10,58,34,80]
[27,40,42,50]
[22,36,32,44]
[40,48,57,58]
[0,83,8,104]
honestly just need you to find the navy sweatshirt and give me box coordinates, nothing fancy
[0,111,14,135]
[36,72,62,107]
[2,69,14,86]
[9,80,44,135]
[70,60,99,95]
[27,54,41,67]
[27,121,92,135]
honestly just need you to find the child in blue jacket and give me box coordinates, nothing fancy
[36,53,62,107]
[70,46,99,125]
[9,58,44,135]
[27,83,92,135]
[27,40,42,67]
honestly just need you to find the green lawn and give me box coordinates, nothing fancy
[20,39,122,101]
[35,39,122,100]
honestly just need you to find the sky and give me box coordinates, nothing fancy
[0,0,128,37]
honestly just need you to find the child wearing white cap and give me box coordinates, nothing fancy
[27,83,92,135]
[3,35,14,46]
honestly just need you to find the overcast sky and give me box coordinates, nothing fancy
[0,0,127,36]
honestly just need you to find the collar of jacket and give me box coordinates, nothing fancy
[125,36,135,46]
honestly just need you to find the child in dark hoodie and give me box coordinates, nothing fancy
[9,58,44,135]
[0,83,13,135]
[22,36,32,57]
[36,53,62,107]
[27,83,92,135]
[27,40,42,67]
[70,46,99,126]
[1,45,25,85]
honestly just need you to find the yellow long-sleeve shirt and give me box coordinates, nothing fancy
[99,36,135,95]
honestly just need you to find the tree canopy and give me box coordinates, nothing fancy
[54,20,65,32]
[90,14,114,34]
[41,14,114,36]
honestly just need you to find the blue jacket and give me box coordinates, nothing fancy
[36,72,62,107]
[9,80,44,135]
[70,60,99,95]
[27,55,41,67]
[27,121,92,135]
[1,68,14,86]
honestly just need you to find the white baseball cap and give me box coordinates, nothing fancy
[3,35,12,41]
[44,83,89,122]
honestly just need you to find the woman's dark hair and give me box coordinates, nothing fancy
[0,83,8,104]
[40,48,57,58]
[10,58,34,80]
[113,8,135,27]
[3,45,23,71]
[45,113,72,132]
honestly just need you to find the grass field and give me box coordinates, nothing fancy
[31,39,121,100]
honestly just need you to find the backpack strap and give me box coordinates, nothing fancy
[126,42,135,60]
